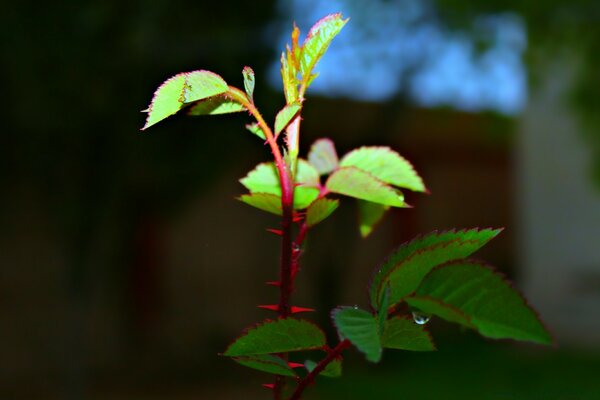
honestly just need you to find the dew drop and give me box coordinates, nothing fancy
[412,311,431,325]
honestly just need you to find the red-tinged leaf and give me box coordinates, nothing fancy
[242,66,255,101]
[332,307,381,363]
[382,317,436,351]
[238,193,282,215]
[188,95,245,115]
[308,138,339,175]
[233,355,296,377]
[306,198,339,227]
[305,358,342,378]
[369,228,502,309]
[326,167,406,207]
[223,318,327,357]
[358,200,389,238]
[411,261,553,345]
[275,102,302,137]
[340,146,426,192]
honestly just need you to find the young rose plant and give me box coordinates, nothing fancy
[141,13,552,400]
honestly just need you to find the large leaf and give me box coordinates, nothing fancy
[369,229,501,309]
[411,261,553,345]
[223,318,327,357]
[339,147,426,192]
[358,200,389,238]
[332,307,381,363]
[299,14,348,89]
[142,70,228,130]
[242,66,255,101]
[308,138,339,175]
[238,193,282,216]
[305,358,342,378]
[233,354,296,377]
[188,95,245,115]
[326,167,406,207]
[275,102,302,136]
[382,317,436,351]
[306,198,339,227]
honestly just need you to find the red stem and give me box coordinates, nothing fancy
[289,340,351,400]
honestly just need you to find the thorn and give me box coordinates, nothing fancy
[258,305,279,312]
[292,215,304,223]
[262,383,275,390]
[291,306,315,314]
[288,362,305,369]
[265,281,281,287]
[266,228,283,236]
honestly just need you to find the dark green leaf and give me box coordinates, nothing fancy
[233,354,296,377]
[275,102,302,136]
[382,317,436,351]
[358,200,389,238]
[406,296,474,327]
[377,285,391,336]
[224,318,327,356]
[332,307,381,363]
[369,228,502,309]
[412,261,553,345]
[188,95,245,115]
[326,167,406,207]
[242,66,255,100]
[339,147,426,192]
[306,198,339,227]
[308,138,339,175]
[305,358,342,378]
[238,193,281,215]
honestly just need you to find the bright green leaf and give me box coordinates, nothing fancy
[412,261,553,345]
[382,317,436,351]
[280,50,299,104]
[369,228,502,309]
[142,70,228,130]
[275,102,302,136]
[242,66,255,100]
[299,14,348,90]
[332,307,381,363]
[358,200,389,238]
[308,138,339,175]
[188,95,245,115]
[233,354,296,377]
[340,147,426,192]
[296,159,321,187]
[326,167,406,207]
[223,318,327,356]
[305,358,342,378]
[306,198,339,227]
[246,123,266,140]
[238,193,282,215]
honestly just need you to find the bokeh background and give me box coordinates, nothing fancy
[2,0,600,399]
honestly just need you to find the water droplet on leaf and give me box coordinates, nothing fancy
[412,311,431,325]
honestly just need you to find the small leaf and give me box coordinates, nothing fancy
[246,123,266,140]
[411,261,553,345]
[142,70,228,130]
[233,354,296,377]
[326,167,406,207]
[224,318,327,357]
[306,198,339,227]
[369,228,502,309]
[280,50,299,104]
[332,307,381,363]
[308,138,339,175]
[275,102,302,136]
[358,200,389,238]
[239,193,282,215]
[339,147,426,192]
[382,317,436,351]
[188,95,245,115]
[243,66,255,100]
[305,358,342,378]
[299,14,348,90]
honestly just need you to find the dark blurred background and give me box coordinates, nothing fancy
[2,0,600,399]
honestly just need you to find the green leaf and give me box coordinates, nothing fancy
[142,70,228,130]
[326,167,406,207]
[275,102,302,136]
[299,14,348,90]
[332,307,381,363]
[305,358,342,378]
[246,123,266,140]
[382,317,436,351]
[188,95,245,115]
[411,261,553,345]
[296,159,321,187]
[308,138,339,175]
[233,354,296,377]
[369,228,502,309]
[405,296,474,327]
[224,318,327,357]
[238,193,282,215]
[358,200,389,238]
[280,50,299,104]
[377,285,391,336]
[242,66,255,100]
[339,147,426,192]
[306,198,339,227]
